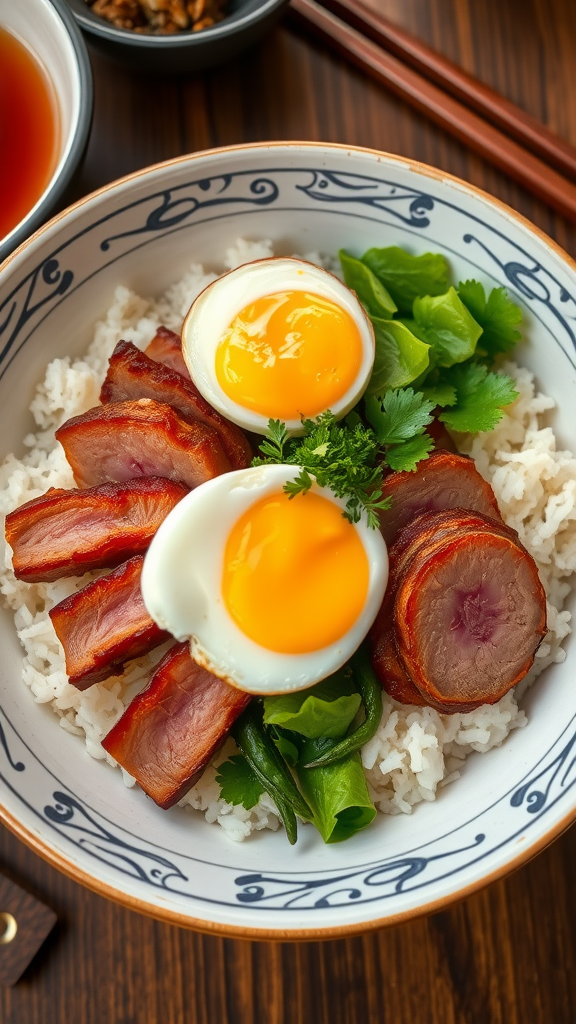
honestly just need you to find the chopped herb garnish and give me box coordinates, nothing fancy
[253,413,391,529]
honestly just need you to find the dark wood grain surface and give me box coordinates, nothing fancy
[4,0,576,1020]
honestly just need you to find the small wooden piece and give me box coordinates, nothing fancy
[0,873,56,986]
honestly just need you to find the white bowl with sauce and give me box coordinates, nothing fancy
[0,0,93,263]
[0,142,576,939]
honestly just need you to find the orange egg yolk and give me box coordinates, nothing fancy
[222,490,370,654]
[214,290,364,420]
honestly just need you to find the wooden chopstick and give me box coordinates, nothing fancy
[288,0,576,222]
[316,0,576,183]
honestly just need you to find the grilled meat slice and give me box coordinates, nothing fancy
[394,523,547,713]
[380,450,502,545]
[100,340,252,470]
[102,642,251,808]
[49,554,170,689]
[370,602,425,706]
[55,398,231,489]
[6,477,187,583]
[145,326,190,378]
[371,509,530,709]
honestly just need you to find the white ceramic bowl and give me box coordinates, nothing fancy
[0,143,575,939]
[0,0,93,263]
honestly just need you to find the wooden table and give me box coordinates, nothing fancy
[3,0,576,1020]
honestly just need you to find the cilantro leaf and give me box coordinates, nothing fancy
[420,380,457,407]
[365,388,434,445]
[458,280,522,357]
[367,318,430,395]
[215,755,265,809]
[385,432,435,472]
[339,250,397,318]
[362,246,450,315]
[413,287,483,367]
[439,364,518,432]
[365,388,435,473]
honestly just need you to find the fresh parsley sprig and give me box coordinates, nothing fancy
[253,412,391,529]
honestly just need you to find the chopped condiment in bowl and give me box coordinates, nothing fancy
[84,0,227,34]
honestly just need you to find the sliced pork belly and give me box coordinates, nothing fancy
[394,519,547,713]
[6,478,187,583]
[55,398,231,489]
[100,341,252,470]
[49,554,170,690]
[380,450,502,545]
[145,326,190,378]
[102,642,251,808]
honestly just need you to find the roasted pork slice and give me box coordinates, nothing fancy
[100,340,252,470]
[145,326,190,378]
[380,450,502,545]
[55,398,231,489]
[6,477,187,583]
[370,601,425,706]
[389,508,519,590]
[371,509,527,708]
[49,555,170,690]
[394,527,547,713]
[102,642,251,808]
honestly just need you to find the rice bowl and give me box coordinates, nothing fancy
[0,142,575,937]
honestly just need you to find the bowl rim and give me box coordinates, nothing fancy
[0,0,94,264]
[65,0,288,47]
[1,139,576,939]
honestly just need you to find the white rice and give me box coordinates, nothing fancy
[1,237,574,839]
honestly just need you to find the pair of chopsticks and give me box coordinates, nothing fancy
[288,0,576,222]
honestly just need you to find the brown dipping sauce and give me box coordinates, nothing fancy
[0,26,59,242]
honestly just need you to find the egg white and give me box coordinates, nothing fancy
[141,465,388,695]
[181,257,375,436]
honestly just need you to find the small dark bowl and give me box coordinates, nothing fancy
[65,0,289,74]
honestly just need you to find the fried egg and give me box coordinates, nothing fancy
[181,258,375,435]
[141,465,388,694]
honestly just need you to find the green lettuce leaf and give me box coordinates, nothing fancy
[361,246,450,314]
[439,363,518,432]
[367,318,430,395]
[296,738,376,844]
[215,755,265,809]
[413,287,483,367]
[263,670,360,740]
[339,250,397,318]
[458,280,522,357]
